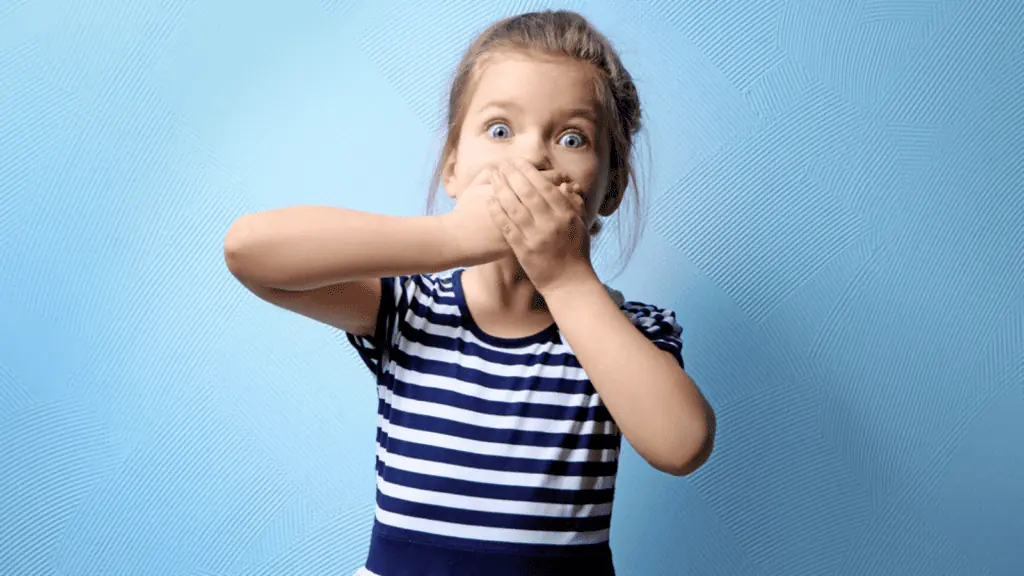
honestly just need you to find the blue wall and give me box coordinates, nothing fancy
[1,1,1021,575]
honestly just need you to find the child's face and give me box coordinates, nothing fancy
[444,50,611,227]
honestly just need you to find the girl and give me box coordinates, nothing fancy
[224,10,714,576]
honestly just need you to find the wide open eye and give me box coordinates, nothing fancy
[487,122,512,139]
[559,132,587,149]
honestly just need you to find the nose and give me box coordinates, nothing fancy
[515,134,553,172]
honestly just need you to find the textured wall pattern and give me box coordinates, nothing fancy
[1,1,1022,575]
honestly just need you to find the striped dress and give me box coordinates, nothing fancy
[346,268,684,576]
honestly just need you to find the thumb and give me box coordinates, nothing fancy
[455,168,494,200]
[561,182,585,215]
[544,170,571,186]
[470,168,492,186]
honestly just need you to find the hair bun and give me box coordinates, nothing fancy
[616,75,641,135]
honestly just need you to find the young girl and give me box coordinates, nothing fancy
[224,10,714,576]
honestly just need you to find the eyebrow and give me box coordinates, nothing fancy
[477,100,598,123]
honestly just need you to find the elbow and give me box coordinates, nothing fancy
[655,400,717,477]
[655,434,709,477]
[223,214,256,281]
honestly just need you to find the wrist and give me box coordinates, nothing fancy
[437,212,511,266]
[435,213,488,267]
[538,262,601,301]
[435,213,468,265]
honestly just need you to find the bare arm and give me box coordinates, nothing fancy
[222,164,505,335]
[223,205,495,335]
[542,270,713,476]
[224,207,464,291]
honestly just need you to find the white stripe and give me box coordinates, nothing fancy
[352,569,379,576]
[367,271,618,555]
[388,358,594,406]
[389,279,405,311]
[376,507,610,545]
[401,276,577,360]
[414,273,446,296]
[377,476,613,517]
[401,323,584,370]
[380,392,613,436]
[377,446,616,491]
[379,416,618,463]
[409,284,460,315]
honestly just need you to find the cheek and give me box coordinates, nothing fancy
[583,196,603,224]
[572,163,603,200]
[454,162,490,192]
[580,171,610,221]
[452,140,497,183]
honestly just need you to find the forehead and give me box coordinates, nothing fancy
[467,51,600,116]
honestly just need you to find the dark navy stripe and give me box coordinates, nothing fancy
[653,340,684,367]
[366,524,615,576]
[398,317,582,368]
[381,408,621,450]
[387,375,613,422]
[345,275,403,375]
[376,492,611,533]
[395,275,462,324]
[339,271,697,574]
[380,436,619,477]
[377,466,616,505]
[390,347,592,394]
[404,285,459,320]
[347,332,379,374]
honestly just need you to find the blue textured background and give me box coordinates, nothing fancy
[2,1,1022,575]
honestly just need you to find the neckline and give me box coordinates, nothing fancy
[452,268,561,348]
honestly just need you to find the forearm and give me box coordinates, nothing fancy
[223,206,460,291]
[543,271,710,475]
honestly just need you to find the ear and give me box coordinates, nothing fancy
[598,168,628,216]
[441,153,458,199]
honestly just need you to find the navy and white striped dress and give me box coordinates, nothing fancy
[347,268,684,576]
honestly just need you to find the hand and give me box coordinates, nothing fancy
[487,159,594,294]
[440,169,513,266]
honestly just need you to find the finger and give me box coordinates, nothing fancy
[472,168,491,185]
[512,159,573,212]
[457,168,492,193]
[540,169,571,187]
[558,182,580,207]
[498,161,549,215]
[492,167,534,226]
[505,161,567,213]
[487,184,525,245]
[565,183,585,216]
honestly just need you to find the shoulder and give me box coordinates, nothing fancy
[620,300,683,339]
[604,285,684,365]
[385,269,457,305]
[604,285,681,332]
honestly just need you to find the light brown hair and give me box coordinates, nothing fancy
[426,10,646,274]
